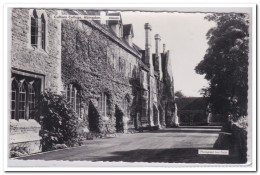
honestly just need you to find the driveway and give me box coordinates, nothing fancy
[17,128,238,163]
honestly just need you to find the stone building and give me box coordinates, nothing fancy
[175,97,228,126]
[9,8,176,154]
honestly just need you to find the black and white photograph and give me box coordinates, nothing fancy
[4,3,256,171]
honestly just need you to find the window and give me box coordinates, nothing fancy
[76,91,81,115]
[100,93,109,117]
[66,84,82,118]
[11,79,18,119]
[113,56,115,69]
[123,97,132,122]
[123,97,129,117]
[129,63,132,77]
[11,73,41,120]
[28,82,36,119]
[119,57,121,71]
[41,14,46,50]
[18,80,27,119]
[31,10,38,47]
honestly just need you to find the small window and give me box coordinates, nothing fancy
[41,14,46,50]
[123,97,130,117]
[129,63,132,77]
[31,10,38,47]
[66,84,82,117]
[113,56,115,69]
[18,80,27,119]
[71,87,76,109]
[119,57,121,71]
[76,91,81,116]
[28,82,36,119]
[100,93,108,117]
[11,79,18,119]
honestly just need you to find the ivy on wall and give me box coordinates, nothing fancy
[61,20,142,133]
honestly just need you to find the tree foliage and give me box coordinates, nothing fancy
[36,90,81,152]
[174,90,185,98]
[195,13,249,120]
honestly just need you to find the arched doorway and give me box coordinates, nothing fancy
[88,100,100,133]
[115,105,124,133]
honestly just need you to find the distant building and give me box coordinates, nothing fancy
[175,97,208,126]
[9,9,176,154]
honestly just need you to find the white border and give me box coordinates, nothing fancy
[3,3,257,172]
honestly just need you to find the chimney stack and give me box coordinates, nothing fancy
[144,23,152,67]
[154,34,161,56]
[155,34,163,81]
[163,43,166,54]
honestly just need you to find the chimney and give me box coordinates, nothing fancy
[144,23,152,67]
[154,34,161,56]
[163,43,166,54]
[155,34,163,81]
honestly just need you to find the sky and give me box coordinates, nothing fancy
[120,11,216,97]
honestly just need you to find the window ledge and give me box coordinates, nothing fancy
[10,119,41,128]
[28,46,48,55]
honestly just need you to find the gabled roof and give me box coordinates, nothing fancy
[123,24,134,37]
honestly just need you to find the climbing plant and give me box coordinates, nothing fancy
[35,90,81,152]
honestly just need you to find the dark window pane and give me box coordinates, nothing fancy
[41,15,45,49]
[31,16,38,47]
[76,92,81,116]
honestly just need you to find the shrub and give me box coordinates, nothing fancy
[10,145,30,158]
[36,90,81,152]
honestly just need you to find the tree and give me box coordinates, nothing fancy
[174,90,185,98]
[36,90,82,152]
[195,13,249,121]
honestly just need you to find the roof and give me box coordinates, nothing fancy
[175,97,208,111]
[68,10,141,58]
[133,43,143,51]
[123,24,134,37]
[107,12,122,25]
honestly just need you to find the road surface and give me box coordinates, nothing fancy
[17,127,238,163]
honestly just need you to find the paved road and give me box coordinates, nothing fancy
[18,128,238,163]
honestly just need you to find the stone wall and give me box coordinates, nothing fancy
[61,19,142,133]
[10,8,62,154]
[11,8,62,92]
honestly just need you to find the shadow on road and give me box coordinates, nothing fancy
[145,129,221,134]
[91,147,242,164]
